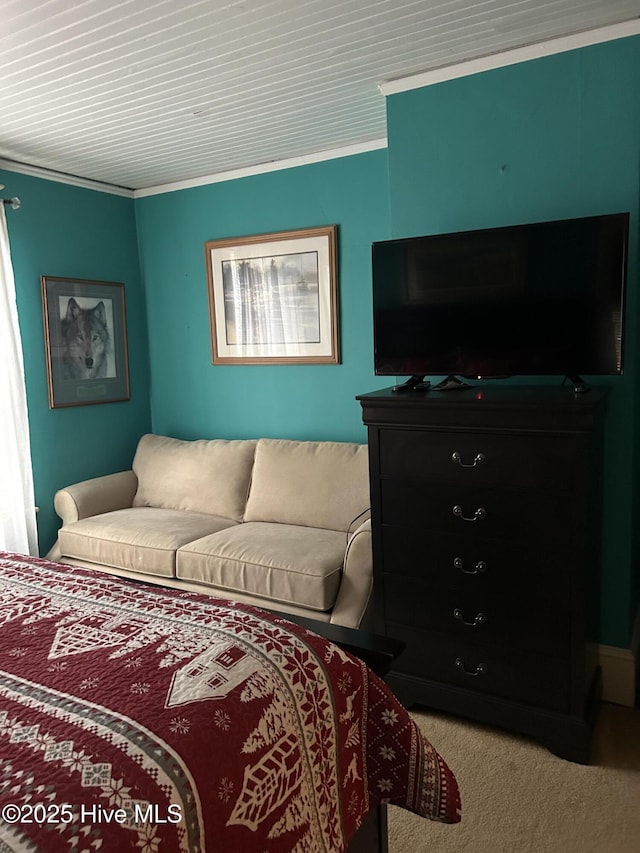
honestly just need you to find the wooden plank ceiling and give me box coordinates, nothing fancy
[1,0,638,190]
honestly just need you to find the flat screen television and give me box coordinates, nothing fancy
[372,212,629,389]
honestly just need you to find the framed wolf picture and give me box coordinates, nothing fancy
[41,276,130,408]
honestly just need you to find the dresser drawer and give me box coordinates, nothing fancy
[380,480,579,541]
[383,575,571,658]
[378,429,586,489]
[380,526,573,597]
[387,622,570,712]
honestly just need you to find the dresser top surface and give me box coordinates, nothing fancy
[357,384,607,407]
[356,384,608,431]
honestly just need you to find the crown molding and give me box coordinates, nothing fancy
[0,139,388,200]
[133,138,388,198]
[0,158,134,198]
[380,19,640,96]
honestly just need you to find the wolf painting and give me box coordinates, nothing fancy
[61,297,112,380]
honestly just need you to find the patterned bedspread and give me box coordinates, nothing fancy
[0,551,460,852]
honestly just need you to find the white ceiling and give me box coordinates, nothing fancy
[1,0,639,192]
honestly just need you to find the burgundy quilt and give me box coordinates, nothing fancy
[0,551,460,852]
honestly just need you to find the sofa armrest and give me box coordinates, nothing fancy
[54,470,138,526]
[330,518,373,629]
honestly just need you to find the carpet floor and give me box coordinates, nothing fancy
[388,703,640,853]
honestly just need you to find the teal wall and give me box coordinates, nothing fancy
[385,37,640,647]
[4,35,640,648]
[135,150,390,441]
[0,170,152,553]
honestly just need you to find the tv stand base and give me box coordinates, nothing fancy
[392,375,431,393]
[433,375,473,391]
[564,375,590,394]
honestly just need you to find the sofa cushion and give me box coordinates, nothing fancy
[132,434,256,523]
[177,522,345,611]
[59,507,237,578]
[244,438,370,532]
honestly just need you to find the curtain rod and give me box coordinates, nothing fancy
[2,197,21,209]
[0,184,21,209]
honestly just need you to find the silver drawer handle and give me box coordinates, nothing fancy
[453,608,486,627]
[455,658,487,677]
[453,505,486,522]
[453,557,487,574]
[452,451,486,468]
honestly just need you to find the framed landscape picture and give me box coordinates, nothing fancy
[205,225,339,364]
[41,276,130,408]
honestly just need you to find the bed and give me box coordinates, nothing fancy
[0,551,460,852]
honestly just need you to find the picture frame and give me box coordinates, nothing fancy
[41,276,130,408]
[205,225,339,364]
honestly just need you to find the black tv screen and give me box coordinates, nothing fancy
[372,213,629,380]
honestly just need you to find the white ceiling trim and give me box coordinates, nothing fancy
[380,18,640,95]
[0,158,134,198]
[133,138,388,198]
[0,139,387,200]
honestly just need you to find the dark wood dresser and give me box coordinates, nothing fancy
[356,384,607,763]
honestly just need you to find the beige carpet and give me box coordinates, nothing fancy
[388,704,640,853]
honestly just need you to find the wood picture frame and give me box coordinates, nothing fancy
[41,276,130,408]
[205,225,339,364]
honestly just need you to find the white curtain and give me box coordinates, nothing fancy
[0,204,38,555]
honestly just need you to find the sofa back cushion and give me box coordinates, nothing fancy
[244,438,369,532]
[132,434,257,522]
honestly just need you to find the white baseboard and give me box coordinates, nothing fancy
[598,602,640,707]
[599,644,636,706]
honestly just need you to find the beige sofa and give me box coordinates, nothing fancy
[47,434,373,628]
